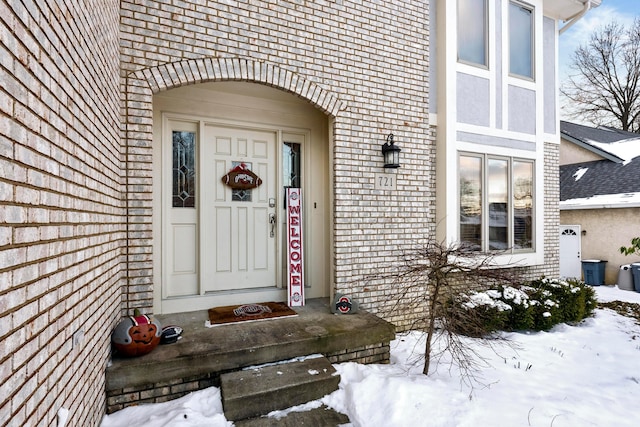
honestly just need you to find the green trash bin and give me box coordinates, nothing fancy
[582,260,607,286]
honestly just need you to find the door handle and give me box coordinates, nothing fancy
[269,213,276,237]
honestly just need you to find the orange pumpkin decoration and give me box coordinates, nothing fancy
[112,311,162,357]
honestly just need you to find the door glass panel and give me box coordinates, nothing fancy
[231,161,253,202]
[283,142,301,188]
[172,131,196,208]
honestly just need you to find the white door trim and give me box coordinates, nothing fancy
[154,111,324,313]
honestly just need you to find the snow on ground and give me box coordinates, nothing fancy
[101,286,640,427]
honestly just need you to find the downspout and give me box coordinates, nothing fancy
[559,0,593,35]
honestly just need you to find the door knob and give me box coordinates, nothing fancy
[269,213,276,237]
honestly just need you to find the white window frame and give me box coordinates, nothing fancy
[458,152,535,254]
[508,0,535,80]
[457,0,489,68]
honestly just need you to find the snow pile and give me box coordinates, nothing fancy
[462,285,535,312]
[101,286,640,427]
[101,387,231,427]
[462,289,513,311]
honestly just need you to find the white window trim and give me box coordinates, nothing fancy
[457,0,489,69]
[508,0,536,81]
[457,151,541,267]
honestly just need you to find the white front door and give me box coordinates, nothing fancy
[162,118,283,312]
[560,225,581,279]
[200,124,277,292]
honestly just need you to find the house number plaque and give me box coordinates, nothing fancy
[374,173,396,191]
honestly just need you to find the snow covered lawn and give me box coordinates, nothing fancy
[101,286,640,427]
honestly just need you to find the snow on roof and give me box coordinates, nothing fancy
[560,192,640,210]
[560,121,640,164]
[572,167,588,181]
[586,139,640,165]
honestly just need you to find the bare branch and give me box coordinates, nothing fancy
[376,238,523,385]
[561,19,640,131]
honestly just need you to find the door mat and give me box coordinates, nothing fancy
[206,302,298,327]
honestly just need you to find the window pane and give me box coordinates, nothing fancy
[513,160,533,249]
[283,142,301,188]
[459,155,482,250]
[172,131,196,208]
[458,0,487,66]
[231,161,253,202]
[509,2,533,78]
[488,158,508,250]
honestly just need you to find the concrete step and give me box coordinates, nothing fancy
[221,356,340,422]
[234,405,350,426]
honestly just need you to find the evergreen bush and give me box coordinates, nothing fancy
[454,277,597,336]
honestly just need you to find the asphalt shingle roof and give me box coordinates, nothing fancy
[560,121,640,201]
[560,158,640,201]
[560,120,640,145]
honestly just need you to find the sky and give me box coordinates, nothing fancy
[100,285,640,427]
[559,0,639,88]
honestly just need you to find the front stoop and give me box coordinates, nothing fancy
[221,356,341,422]
[105,299,395,413]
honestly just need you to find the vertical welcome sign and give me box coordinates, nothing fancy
[286,188,304,306]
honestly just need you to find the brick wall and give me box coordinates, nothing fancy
[120,0,434,326]
[0,1,123,426]
[542,141,560,277]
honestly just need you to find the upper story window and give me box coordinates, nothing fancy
[458,0,487,67]
[509,1,534,79]
[459,153,534,253]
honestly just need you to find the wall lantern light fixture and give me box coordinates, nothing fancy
[382,133,401,168]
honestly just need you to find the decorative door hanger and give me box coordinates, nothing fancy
[221,163,263,190]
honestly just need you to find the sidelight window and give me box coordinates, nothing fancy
[172,131,196,208]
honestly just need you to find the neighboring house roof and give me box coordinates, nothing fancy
[560,120,640,164]
[560,121,640,209]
